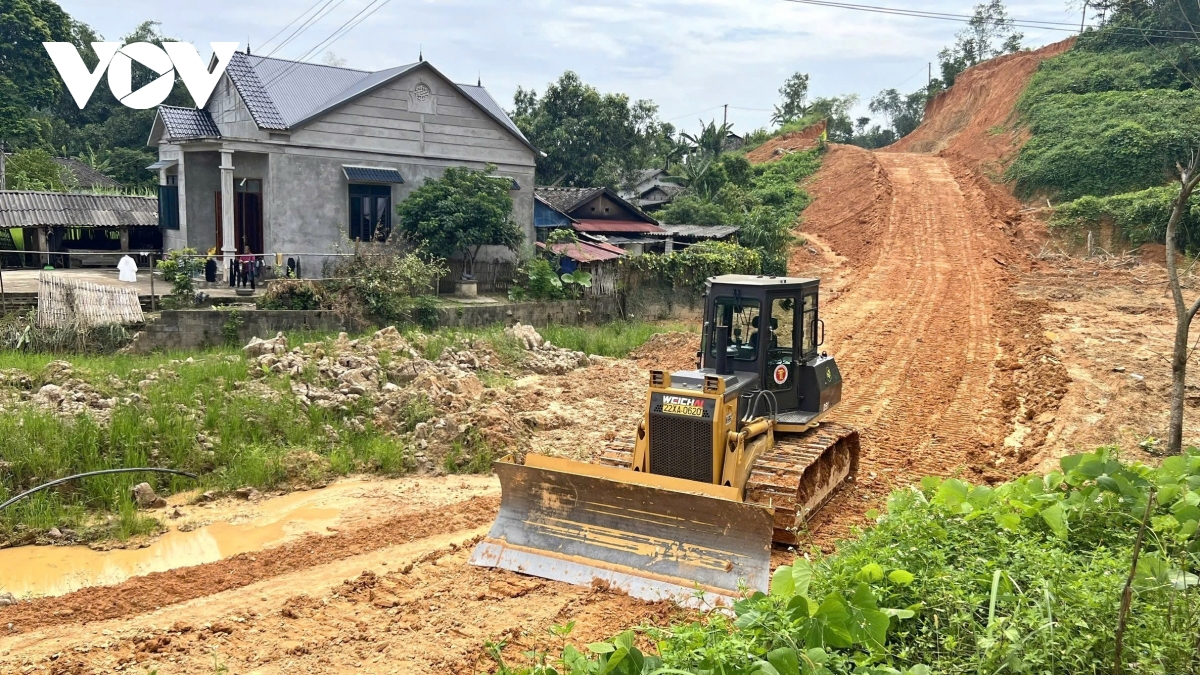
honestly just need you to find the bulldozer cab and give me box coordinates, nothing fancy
[701,275,838,426]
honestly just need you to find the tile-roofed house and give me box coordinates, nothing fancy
[153,106,222,141]
[532,185,665,254]
[148,51,536,274]
[619,168,684,212]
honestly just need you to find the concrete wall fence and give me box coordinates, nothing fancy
[126,290,706,353]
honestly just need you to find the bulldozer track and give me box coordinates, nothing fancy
[600,422,860,546]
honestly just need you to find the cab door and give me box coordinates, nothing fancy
[765,293,800,412]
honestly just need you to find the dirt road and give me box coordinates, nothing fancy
[6,145,1193,674]
[787,146,1066,539]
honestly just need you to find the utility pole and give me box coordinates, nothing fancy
[928,62,932,88]
[722,103,728,129]
[1,140,6,191]
[1080,2,1088,33]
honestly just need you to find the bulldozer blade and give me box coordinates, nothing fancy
[470,455,774,607]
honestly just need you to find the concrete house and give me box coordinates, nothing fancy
[148,51,537,268]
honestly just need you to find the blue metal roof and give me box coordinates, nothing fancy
[343,166,404,183]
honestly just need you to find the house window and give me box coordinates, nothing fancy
[349,184,391,242]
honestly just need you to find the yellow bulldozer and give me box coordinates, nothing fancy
[470,275,859,605]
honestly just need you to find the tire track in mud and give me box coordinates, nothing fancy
[797,151,1018,539]
[0,495,501,632]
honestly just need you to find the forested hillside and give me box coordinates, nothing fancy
[1,1,199,191]
[1009,3,1200,251]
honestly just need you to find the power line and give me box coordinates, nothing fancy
[260,0,396,90]
[778,0,1200,40]
[258,0,328,53]
[266,0,348,57]
[665,105,726,122]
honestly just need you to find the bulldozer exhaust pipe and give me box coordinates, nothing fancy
[470,455,774,607]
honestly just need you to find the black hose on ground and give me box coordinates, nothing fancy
[0,468,198,512]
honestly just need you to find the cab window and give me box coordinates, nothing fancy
[769,297,796,365]
[706,298,761,362]
[802,293,818,356]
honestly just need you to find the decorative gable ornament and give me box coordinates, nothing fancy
[409,81,436,114]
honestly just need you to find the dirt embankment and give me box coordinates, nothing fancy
[745,119,827,163]
[890,39,1073,171]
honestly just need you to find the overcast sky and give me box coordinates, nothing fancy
[59,0,1085,132]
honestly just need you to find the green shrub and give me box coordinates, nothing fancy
[1009,43,1200,201]
[326,251,448,324]
[256,280,329,310]
[1050,184,1200,251]
[509,257,565,302]
[155,248,207,308]
[621,240,762,293]
[657,150,820,275]
[492,448,1200,674]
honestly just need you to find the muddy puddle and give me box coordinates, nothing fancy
[0,495,341,599]
[0,475,499,599]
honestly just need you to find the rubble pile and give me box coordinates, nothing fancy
[504,322,598,375]
[241,324,597,472]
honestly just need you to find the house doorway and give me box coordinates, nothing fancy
[215,178,264,254]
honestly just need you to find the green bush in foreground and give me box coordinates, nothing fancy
[492,448,1200,674]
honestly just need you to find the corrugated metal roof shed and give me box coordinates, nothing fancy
[651,224,741,239]
[537,240,625,263]
[0,191,158,228]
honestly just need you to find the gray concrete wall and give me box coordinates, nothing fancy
[262,151,534,261]
[127,309,361,353]
[183,151,220,253]
[126,296,699,353]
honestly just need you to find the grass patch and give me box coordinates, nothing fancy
[539,320,698,358]
[0,320,687,544]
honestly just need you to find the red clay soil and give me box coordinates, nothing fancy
[790,144,892,276]
[0,495,499,632]
[890,39,1073,171]
[629,331,701,373]
[745,119,827,163]
[788,146,1068,543]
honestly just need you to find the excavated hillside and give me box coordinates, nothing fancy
[890,39,1074,172]
[3,38,1198,675]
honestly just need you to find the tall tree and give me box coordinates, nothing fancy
[510,71,675,189]
[937,0,1024,88]
[1163,152,1200,455]
[868,87,928,139]
[0,0,74,139]
[771,71,810,126]
[807,95,859,142]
